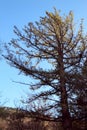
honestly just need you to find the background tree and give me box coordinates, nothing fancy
[76,58,87,120]
[3,9,87,130]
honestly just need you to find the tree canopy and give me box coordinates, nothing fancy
[3,9,87,130]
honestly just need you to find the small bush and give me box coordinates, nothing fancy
[0,107,9,119]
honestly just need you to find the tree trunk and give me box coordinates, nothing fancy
[58,44,72,130]
[61,84,72,130]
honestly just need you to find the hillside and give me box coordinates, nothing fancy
[0,107,63,130]
[0,107,86,130]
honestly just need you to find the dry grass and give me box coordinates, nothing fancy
[0,107,86,130]
[0,118,8,130]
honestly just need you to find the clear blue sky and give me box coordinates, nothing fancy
[0,0,87,108]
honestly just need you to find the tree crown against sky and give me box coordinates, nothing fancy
[3,9,87,130]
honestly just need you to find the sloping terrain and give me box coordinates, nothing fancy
[0,107,86,130]
[0,107,63,130]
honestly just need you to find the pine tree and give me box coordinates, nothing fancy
[3,9,87,130]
